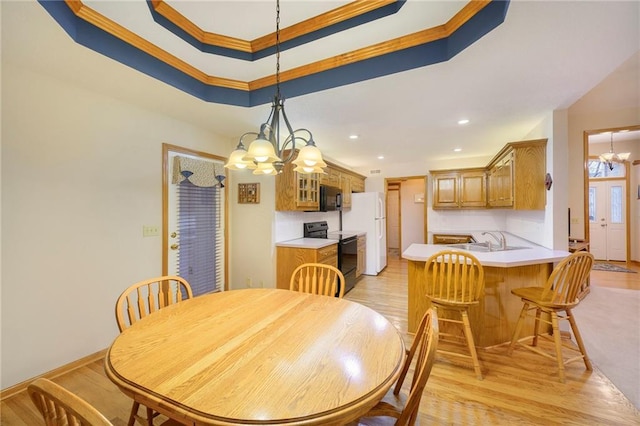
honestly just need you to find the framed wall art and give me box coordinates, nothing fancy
[238,183,260,204]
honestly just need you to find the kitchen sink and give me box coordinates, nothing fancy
[446,242,530,252]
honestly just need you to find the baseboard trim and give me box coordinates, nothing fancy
[0,348,107,401]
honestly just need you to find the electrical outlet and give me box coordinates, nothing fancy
[570,218,579,224]
[142,225,160,237]
[246,278,252,288]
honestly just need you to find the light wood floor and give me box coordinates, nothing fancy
[2,256,639,425]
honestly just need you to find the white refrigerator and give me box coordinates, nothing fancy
[342,192,387,275]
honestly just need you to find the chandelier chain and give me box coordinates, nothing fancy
[275,0,281,98]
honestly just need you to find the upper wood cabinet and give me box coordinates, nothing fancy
[487,152,513,207]
[430,138,547,211]
[275,154,320,211]
[430,169,486,209]
[351,175,365,193]
[276,151,366,211]
[319,167,341,188]
[341,174,352,209]
[486,139,547,210]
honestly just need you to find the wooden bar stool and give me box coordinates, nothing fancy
[507,251,594,382]
[423,250,485,380]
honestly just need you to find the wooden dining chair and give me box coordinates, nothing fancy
[507,251,594,382]
[28,377,113,426]
[423,250,485,380]
[115,275,193,426]
[115,275,193,332]
[289,263,345,298]
[355,308,439,426]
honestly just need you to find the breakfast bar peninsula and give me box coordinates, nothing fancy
[403,241,570,348]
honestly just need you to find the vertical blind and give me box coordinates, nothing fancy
[173,156,225,296]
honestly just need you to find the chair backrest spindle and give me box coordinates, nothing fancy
[116,276,193,332]
[28,378,113,426]
[424,250,484,304]
[290,263,345,298]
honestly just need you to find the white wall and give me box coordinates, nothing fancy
[227,172,278,290]
[568,107,640,259]
[400,179,426,252]
[1,64,231,388]
[567,51,639,246]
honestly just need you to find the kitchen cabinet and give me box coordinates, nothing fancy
[341,174,352,209]
[487,152,513,207]
[356,234,366,279]
[320,167,341,188]
[430,138,547,211]
[432,234,475,244]
[276,244,338,290]
[351,176,365,193]
[276,153,366,211]
[275,153,320,211]
[487,139,547,210]
[430,169,486,209]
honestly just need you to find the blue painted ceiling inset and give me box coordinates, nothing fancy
[37,0,510,108]
[146,0,408,61]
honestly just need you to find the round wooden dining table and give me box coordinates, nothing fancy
[105,288,405,426]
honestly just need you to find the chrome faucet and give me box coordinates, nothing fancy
[482,231,507,250]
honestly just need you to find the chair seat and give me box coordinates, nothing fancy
[428,297,479,309]
[508,252,594,383]
[511,287,579,309]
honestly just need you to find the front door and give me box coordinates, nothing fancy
[588,179,627,261]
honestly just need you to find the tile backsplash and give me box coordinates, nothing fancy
[275,211,340,242]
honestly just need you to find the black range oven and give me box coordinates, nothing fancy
[303,221,357,295]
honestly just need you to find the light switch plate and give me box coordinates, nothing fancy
[143,225,160,237]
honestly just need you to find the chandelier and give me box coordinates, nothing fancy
[599,132,630,171]
[224,0,326,176]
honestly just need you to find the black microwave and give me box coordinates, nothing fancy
[319,185,341,211]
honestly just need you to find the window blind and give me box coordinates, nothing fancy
[177,178,224,296]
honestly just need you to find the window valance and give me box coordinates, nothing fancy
[172,155,225,187]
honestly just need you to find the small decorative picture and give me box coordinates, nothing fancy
[238,183,260,204]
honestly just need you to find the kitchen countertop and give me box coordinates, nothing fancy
[402,243,570,268]
[275,238,338,249]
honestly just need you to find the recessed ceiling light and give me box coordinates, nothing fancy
[453,148,462,152]
[377,155,384,160]
[349,134,359,140]
[458,119,470,125]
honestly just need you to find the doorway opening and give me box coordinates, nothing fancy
[385,176,427,259]
[583,125,639,263]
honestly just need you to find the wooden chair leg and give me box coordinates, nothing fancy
[566,308,593,371]
[146,407,154,426]
[127,402,139,426]
[532,308,542,347]
[508,302,529,355]
[550,312,566,383]
[461,310,482,380]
